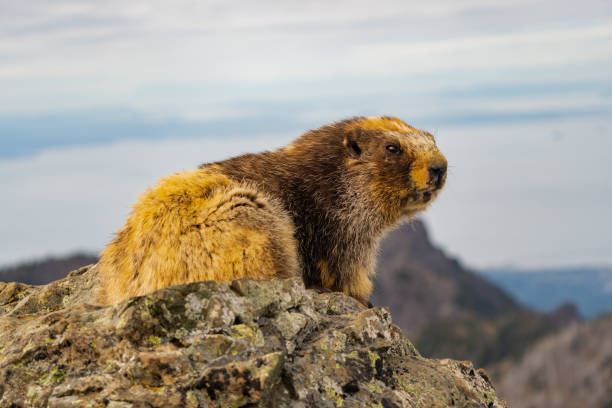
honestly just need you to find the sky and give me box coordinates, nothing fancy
[0,0,611,269]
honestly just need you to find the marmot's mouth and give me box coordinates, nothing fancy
[406,188,438,206]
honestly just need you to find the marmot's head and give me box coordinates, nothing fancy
[339,116,447,222]
[286,116,447,224]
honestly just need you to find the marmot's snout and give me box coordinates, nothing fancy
[428,157,448,190]
[408,149,447,206]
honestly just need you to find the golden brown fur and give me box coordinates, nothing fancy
[98,169,299,304]
[98,116,447,305]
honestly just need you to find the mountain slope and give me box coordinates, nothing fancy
[491,315,612,408]
[373,220,520,336]
[372,220,579,366]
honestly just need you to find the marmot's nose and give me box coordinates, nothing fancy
[428,164,447,187]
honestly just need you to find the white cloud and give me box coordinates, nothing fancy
[0,0,610,115]
[345,23,612,76]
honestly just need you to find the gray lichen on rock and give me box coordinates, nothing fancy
[0,265,506,407]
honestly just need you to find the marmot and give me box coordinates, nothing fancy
[98,116,447,305]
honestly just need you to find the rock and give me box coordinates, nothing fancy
[0,265,506,407]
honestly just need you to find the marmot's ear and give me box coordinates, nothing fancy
[343,128,362,158]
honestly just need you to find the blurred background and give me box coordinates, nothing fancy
[1,1,611,406]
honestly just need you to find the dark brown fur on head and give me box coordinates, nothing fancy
[209,116,447,303]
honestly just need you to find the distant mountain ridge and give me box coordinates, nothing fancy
[374,220,520,337]
[372,220,579,367]
[0,253,97,285]
[481,266,612,318]
[491,314,612,408]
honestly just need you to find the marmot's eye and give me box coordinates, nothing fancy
[385,144,401,155]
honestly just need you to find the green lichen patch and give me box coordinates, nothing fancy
[148,335,162,346]
[39,366,66,387]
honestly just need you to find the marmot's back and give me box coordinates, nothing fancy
[98,168,299,304]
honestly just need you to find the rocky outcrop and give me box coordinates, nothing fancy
[0,265,505,407]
